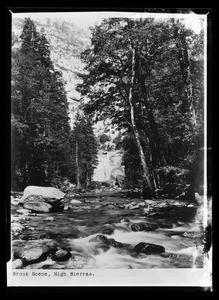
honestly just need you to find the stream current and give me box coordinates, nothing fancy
[12,194,205,269]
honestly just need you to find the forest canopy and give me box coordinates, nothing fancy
[76,17,205,199]
[11,17,205,200]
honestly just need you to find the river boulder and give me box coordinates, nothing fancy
[21,186,65,203]
[22,194,63,213]
[51,249,72,262]
[23,195,53,213]
[131,222,158,232]
[89,234,108,244]
[89,234,124,248]
[132,242,165,255]
[13,240,59,265]
[14,242,51,264]
[107,238,124,248]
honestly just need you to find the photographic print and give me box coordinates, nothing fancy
[8,9,212,288]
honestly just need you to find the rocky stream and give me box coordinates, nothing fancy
[11,186,207,270]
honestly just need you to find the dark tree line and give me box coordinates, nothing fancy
[77,18,204,199]
[69,112,98,190]
[11,18,98,191]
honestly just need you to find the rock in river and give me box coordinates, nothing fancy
[89,234,124,248]
[22,194,62,213]
[107,238,124,248]
[23,200,52,213]
[131,222,158,232]
[17,208,31,215]
[51,249,71,262]
[89,234,108,244]
[21,186,65,203]
[132,242,165,255]
[13,240,58,264]
[15,245,50,263]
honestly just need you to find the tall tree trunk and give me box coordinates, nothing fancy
[23,162,28,188]
[128,46,153,193]
[20,140,29,188]
[75,140,80,190]
[85,167,89,190]
[137,45,166,167]
[173,22,197,126]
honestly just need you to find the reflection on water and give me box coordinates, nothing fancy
[12,195,205,269]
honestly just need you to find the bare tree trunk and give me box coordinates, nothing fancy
[136,44,166,167]
[181,44,197,126]
[85,166,89,190]
[128,46,153,192]
[75,140,80,190]
[173,22,197,126]
[23,162,28,188]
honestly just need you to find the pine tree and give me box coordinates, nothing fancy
[69,113,98,189]
[11,18,71,189]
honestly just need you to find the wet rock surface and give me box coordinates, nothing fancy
[51,249,72,262]
[22,194,63,213]
[13,240,53,264]
[11,190,205,269]
[131,222,159,232]
[21,186,65,202]
[132,242,165,255]
[89,234,124,249]
[23,201,53,213]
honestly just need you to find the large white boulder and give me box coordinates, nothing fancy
[20,186,65,203]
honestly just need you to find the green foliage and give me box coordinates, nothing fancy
[11,18,71,190]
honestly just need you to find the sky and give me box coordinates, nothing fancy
[12,11,206,34]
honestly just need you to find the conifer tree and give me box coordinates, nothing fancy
[69,113,98,189]
[11,18,71,189]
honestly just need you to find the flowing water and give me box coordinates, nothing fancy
[12,194,205,269]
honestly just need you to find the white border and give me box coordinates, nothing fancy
[7,262,211,287]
